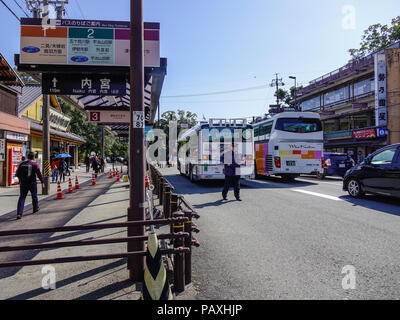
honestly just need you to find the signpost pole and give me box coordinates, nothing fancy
[42,94,51,195]
[127,0,145,281]
[101,126,105,172]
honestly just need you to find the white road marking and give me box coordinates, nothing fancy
[296,178,343,186]
[292,189,343,201]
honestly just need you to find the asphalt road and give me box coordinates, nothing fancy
[161,168,400,300]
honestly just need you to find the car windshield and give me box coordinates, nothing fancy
[275,118,322,133]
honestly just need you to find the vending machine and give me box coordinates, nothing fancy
[9,146,22,185]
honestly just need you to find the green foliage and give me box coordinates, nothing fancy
[59,98,128,161]
[349,16,400,59]
[13,68,39,84]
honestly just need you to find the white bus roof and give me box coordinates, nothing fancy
[252,112,321,126]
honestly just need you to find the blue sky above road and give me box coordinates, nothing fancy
[1,0,399,119]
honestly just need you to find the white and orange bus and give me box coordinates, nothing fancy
[252,112,324,181]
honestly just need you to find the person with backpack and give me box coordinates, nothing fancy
[58,157,67,182]
[92,155,100,178]
[16,152,45,220]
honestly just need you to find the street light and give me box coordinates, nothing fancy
[289,76,298,111]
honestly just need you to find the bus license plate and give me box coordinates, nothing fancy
[286,161,296,166]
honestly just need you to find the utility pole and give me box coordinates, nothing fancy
[128,0,145,281]
[270,73,285,106]
[289,76,298,111]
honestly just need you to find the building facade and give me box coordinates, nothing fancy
[297,42,400,160]
[0,53,30,187]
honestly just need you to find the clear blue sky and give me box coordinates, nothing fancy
[1,0,399,120]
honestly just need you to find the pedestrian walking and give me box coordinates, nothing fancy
[58,157,67,183]
[51,159,59,183]
[221,145,242,201]
[100,156,105,173]
[85,154,90,173]
[357,151,364,164]
[15,152,45,220]
[92,155,100,178]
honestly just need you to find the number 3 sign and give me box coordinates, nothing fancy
[90,112,101,122]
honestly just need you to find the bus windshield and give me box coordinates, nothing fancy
[275,118,322,133]
[202,127,252,142]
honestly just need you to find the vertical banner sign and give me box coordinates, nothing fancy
[0,139,5,161]
[375,52,387,127]
[133,111,145,128]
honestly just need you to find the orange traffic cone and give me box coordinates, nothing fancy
[145,175,150,187]
[116,171,121,182]
[92,173,96,186]
[68,177,74,193]
[109,169,113,178]
[120,166,123,174]
[75,176,80,190]
[56,180,63,199]
[113,168,116,177]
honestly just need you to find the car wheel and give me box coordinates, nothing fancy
[347,179,364,198]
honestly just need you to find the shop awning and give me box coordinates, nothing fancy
[0,111,30,135]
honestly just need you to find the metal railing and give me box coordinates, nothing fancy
[149,163,200,292]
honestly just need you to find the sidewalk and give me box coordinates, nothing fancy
[0,165,143,300]
[0,164,122,220]
[0,165,197,300]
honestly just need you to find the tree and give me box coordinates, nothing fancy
[13,68,39,84]
[349,16,400,59]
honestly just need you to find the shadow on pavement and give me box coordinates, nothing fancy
[0,176,120,280]
[6,258,128,300]
[339,194,400,217]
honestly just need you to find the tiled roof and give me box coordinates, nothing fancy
[0,53,24,87]
[10,83,42,115]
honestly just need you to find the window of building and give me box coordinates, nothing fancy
[324,86,349,107]
[354,78,374,98]
[300,96,320,111]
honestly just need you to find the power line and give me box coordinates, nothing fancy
[161,85,269,99]
[0,0,20,21]
[73,0,84,19]
[14,0,29,16]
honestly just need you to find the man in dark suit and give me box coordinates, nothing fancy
[221,145,242,201]
[16,152,45,219]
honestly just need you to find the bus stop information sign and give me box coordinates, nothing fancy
[20,18,160,68]
[42,73,126,95]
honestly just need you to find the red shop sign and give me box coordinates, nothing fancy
[353,128,376,139]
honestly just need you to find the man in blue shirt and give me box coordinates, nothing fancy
[221,145,242,201]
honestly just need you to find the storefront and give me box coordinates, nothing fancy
[0,124,30,186]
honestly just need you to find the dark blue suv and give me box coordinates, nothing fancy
[318,153,354,179]
[343,144,400,198]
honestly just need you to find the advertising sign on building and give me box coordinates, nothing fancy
[5,131,28,142]
[353,128,377,140]
[20,18,160,68]
[0,139,5,161]
[49,108,71,131]
[374,52,387,127]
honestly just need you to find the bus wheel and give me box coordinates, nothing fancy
[281,175,296,182]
